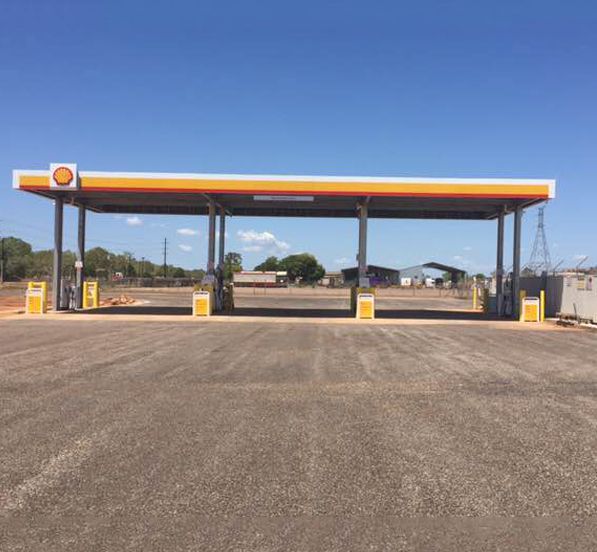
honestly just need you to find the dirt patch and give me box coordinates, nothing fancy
[100,295,136,307]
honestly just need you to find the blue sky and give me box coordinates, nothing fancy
[1,0,596,273]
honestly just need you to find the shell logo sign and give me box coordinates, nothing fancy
[49,163,78,189]
[52,166,74,186]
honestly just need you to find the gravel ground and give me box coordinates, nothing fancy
[1,300,597,550]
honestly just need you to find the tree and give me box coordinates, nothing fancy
[279,253,325,284]
[254,256,280,271]
[224,251,243,280]
[61,251,77,280]
[110,252,136,277]
[84,247,112,278]
[29,250,53,279]
[0,234,205,284]
[172,267,186,278]
[187,268,206,280]
[3,237,33,279]
[3,236,32,258]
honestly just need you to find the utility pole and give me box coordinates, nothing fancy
[163,237,168,277]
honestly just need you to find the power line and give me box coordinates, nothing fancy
[1,216,160,248]
[0,222,162,255]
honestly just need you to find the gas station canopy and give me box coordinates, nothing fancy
[13,170,555,219]
[12,165,556,319]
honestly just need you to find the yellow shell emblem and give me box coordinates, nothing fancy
[53,166,74,186]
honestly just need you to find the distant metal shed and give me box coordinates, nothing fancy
[341,265,401,286]
[399,262,467,284]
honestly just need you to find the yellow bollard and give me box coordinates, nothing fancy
[472,286,478,310]
[83,281,100,308]
[26,281,48,314]
[540,289,545,322]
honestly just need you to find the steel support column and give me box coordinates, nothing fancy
[207,201,216,276]
[52,197,64,311]
[358,201,369,287]
[76,205,86,309]
[512,207,523,319]
[218,207,226,271]
[495,211,505,316]
[216,207,226,310]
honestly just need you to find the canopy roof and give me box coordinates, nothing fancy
[13,170,555,220]
[421,262,467,276]
[398,262,467,281]
[341,265,400,275]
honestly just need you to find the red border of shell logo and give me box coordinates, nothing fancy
[52,166,74,186]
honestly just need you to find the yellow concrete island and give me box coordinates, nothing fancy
[26,282,48,314]
[83,281,100,309]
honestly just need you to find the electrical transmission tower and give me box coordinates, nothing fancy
[526,206,552,275]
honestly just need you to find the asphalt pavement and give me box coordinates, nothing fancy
[1,297,597,550]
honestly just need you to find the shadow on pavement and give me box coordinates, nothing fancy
[79,305,498,321]
[232,307,348,318]
[234,307,495,320]
[377,309,497,320]
[80,306,192,315]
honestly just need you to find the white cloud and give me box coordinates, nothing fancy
[177,228,198,236]
[178,244,192,252]
[463,246,473,251]
[334,257,350,265]
[126,216,143,226]
[237,229,290,254]
[573,254,588,261]
[449,254,491,273]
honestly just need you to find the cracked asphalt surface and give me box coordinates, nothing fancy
[1,296,597,550]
